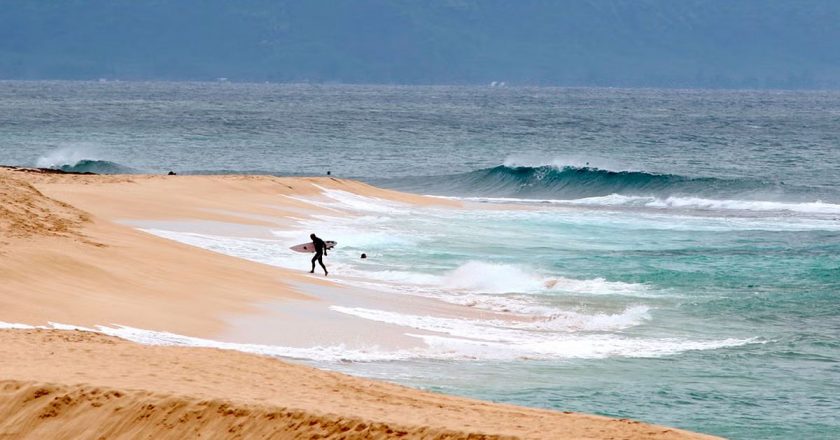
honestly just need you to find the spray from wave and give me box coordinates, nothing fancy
[35,147,93,169]
[35,147,137,174]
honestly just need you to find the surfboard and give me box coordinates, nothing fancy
[289,240,337,253]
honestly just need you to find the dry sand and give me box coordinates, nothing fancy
[0,167,721,439]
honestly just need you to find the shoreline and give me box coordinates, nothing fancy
[0,329,718,440]
[0,167,721,439]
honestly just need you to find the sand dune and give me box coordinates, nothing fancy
[0,167,720,439]
[0,169,89,242]
[0,168,313,335]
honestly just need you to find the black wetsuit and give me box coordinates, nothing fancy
[310,236,328,275]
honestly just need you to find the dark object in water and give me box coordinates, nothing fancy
[360,253,367,259]
[327,170,331,176]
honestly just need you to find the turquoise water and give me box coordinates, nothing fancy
[1,81,839,439]
[308,202,839,440]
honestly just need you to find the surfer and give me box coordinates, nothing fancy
[309,233,328,276]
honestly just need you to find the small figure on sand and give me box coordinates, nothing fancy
[309,233,328,276]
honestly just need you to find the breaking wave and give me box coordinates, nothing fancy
[52,159,138,174]
[35,148,137,174]
[378,164,835,205]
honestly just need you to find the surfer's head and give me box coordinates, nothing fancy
[310,233,316,239]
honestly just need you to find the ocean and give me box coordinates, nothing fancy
[1,81,838,439]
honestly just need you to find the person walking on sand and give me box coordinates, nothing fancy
[309,233,328,276]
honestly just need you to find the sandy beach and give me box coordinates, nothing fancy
[0,167,721,439]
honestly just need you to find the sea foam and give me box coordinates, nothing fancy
[327,307,754,360]
[0,320,757,362]
[436,261,648,299]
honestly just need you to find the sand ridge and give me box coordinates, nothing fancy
[0,170,90,243]
[7,167,458,225]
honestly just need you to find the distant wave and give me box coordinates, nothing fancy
[376,164,836,206]
[54,159,138,174]
[476,165,730,197]
[35,147,138,174]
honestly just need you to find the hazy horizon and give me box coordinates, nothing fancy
[7,79,840,93]
[2,0,839,89]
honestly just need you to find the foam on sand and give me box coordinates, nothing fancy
[139,226,656,317]
[0,318,757,362]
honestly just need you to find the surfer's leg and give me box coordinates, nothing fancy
[310,254,318,273]
[318,255,328,275]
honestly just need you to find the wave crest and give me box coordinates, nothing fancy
[381,163,838,206]
[35,147,137,174]
[56,159,138,174]
[444,164,756,199]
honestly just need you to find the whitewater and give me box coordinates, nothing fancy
[1,82,838,439]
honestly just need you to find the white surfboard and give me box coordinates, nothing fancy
[289,240,337,253]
